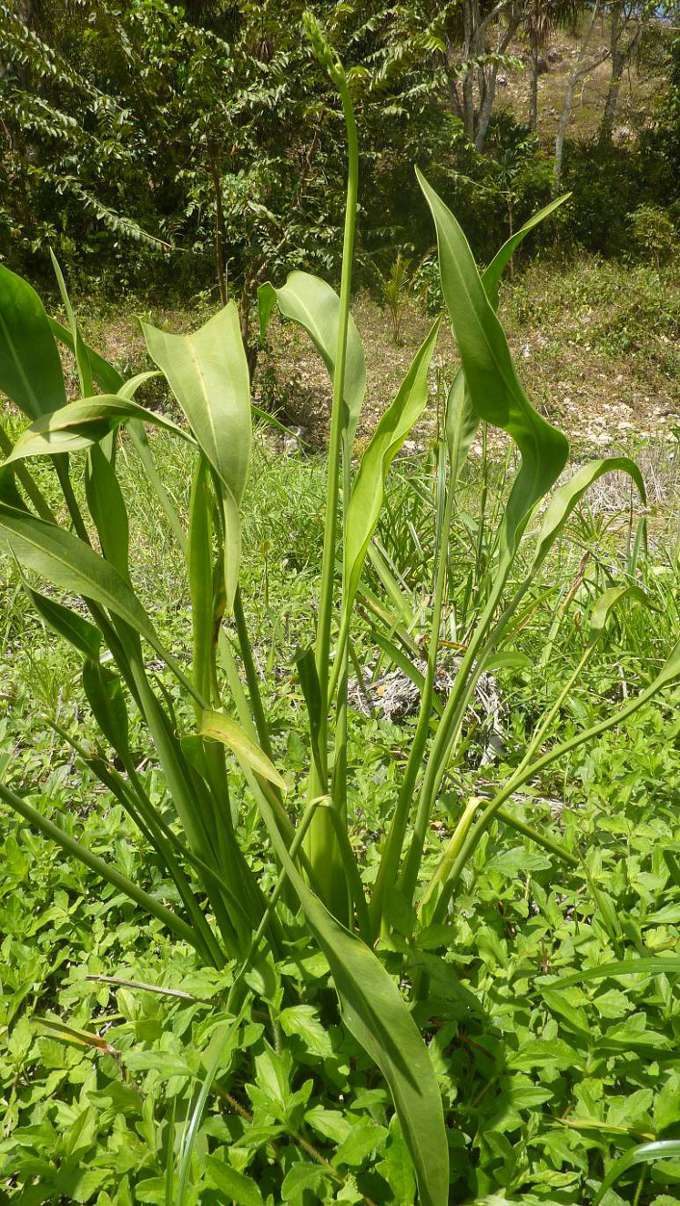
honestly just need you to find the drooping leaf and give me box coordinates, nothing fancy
[0,263,66,418]
[418,170,569,555]
[48,318,186,549]
[204,1158,264,1206]
[82,660,130,760]
[23,585,101,660]
[3,396,190,466]
[142,303,250,610]
[529,457,645,573]
[590,583,651,638]
[199,710,287,793]
[227,770,449,1206]
[0,504,188,685]
[258,271,366,449]
[343,320,439,611]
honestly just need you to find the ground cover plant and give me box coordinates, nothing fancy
[1,15,680,1206]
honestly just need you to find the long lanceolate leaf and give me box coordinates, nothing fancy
[3,395,191,464]
[444,193,570,476]
[343,320,439,615]
[205,732,450,1206]
[142,303,251,611]
[380,181,570,915]
[0,263,67,418]
[258,271,366,451]
[417,169,569,557]
[0,503,196,701]
[594,1140,680,1205]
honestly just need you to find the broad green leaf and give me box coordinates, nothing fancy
[23,586,101,660]
[258,271,366,448]
[334,1118,387,1167]
[241,776,449,1206]
[204,1158,264,1206]
[199,710,287,793]
[344,320,439,610]
[4,396,190,466]
[0,263,66,418]
[142,303,250,609]
[281,1163,330,1202]
[418,169,569,554]
[593,1140,680,1205]
[529,457,645,573]
[279,1005,333,1058]
[0,503,179,675]
[441,197,568,478]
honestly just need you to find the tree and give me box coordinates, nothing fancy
[524,0,583,131]
[446,0,524,151]
[553,0,610,190]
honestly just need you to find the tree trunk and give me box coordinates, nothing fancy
[554,74,576,192]
[599,2,640,145]
[529,43,539,132]
[554,0,605,191]
[475,63,499,150]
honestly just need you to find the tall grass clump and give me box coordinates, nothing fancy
[1,15,679,1203]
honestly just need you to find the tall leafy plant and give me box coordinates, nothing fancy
[1,14,679,1202]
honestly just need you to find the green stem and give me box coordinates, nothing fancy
[307,54,359,920]
[431,665,676,922]
[0,779,199,950]
[369,465,456,938]
[397,559,514,906]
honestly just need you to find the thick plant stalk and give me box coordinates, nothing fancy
[305,19,359,920]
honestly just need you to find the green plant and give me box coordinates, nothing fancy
[374,252,414,345]
[1,17,680,1206]
[628,203,678,268]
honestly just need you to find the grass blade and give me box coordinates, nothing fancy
[593,1140,680,1205]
